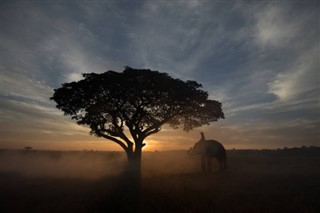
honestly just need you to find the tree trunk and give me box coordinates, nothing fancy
[108,146,142,212]
[125,145,143,192]
[127,149,142,178]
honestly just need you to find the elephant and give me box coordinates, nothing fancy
[188,132,227,172]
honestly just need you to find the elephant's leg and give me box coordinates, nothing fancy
[218,159,223,172]
[201,156,206,172]
[207,158,212,172]
[223,159,227,171]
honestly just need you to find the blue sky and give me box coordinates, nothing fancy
[1,0,319,150]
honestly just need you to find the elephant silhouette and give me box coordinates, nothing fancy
[188,132,227,172]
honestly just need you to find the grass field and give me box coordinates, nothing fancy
[1,148,319,212]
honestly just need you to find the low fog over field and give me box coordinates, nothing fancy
[1,148,319,179]
[1,148,320,212]
[0,150,203,179]
[0,150,126,179]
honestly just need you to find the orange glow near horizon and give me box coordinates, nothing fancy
[2,128,298,152]
[2,118,315,152]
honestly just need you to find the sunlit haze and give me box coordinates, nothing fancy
[1,1,319,151]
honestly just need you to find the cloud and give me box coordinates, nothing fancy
[2,1,319,151]
[209,2,319,115]
[1,98,117,151]
[33,20,111,82]
[127,1,236,79]
[185,0,202,9]
[2,99,87,137]
[254,3,302,48]
[2,2,118,85]
[1,3,116,146]
[268,45,319,103]
[1,71,53,103]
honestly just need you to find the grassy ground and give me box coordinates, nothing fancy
[1,149,319,212]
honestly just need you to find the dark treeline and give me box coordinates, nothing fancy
[1,146,319,156]
[228,146,320,157]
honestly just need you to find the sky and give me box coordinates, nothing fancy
[1,0,319,151]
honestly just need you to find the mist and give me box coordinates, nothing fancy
[2,148,319,212]
[0,150,127,179]
[0,150,202,180]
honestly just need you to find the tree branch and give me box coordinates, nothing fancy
[118,108,142,145]
[142,116,173,136]
[100,133,128,151]
[98,121,133,149]
[144,127,161,138]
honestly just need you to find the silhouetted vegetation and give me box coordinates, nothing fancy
[50,67,224,178]
[24,146,32,150]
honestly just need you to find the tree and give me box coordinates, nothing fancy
[50,67,224,174]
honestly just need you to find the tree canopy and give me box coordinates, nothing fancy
[50,67,224,157]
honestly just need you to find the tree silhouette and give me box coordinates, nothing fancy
[50,66,224,174]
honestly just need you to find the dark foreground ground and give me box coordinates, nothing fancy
[1,147,320,213]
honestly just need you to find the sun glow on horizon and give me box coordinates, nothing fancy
[2,124,318,152]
